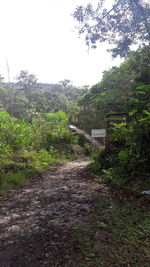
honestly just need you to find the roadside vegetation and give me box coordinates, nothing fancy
[78,46,150,193]
[70,45,150,266]
[0,74,90,194]
[0,110,87,194]
[72,2,150,262]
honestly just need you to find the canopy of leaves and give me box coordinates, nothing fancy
[73,0,150,57]
[77,46,150,131]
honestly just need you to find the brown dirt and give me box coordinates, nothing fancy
[0,158,97,266]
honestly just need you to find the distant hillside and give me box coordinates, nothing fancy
[0,81,87,122]
[3,82,87,101]
[4,82,60,91]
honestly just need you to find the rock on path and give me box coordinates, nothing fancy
[0,158,95,266]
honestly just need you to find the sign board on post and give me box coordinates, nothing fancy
[91,129,106,138]
[91,129,106,147]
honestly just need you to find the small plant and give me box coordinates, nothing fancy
[102,168,126,187]
[34,149,54,166]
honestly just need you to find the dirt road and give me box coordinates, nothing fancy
[0,158,96,266]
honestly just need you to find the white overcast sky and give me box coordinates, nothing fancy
[0,0,122,86]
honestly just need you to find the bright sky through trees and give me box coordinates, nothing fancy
[0,0,121,86]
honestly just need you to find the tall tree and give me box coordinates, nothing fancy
[16,70,38,89]
[73,0,150,57]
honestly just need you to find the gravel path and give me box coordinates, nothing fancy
[0,158,96,266]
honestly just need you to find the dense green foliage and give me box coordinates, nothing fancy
[84,46,150,188]
[0,111,84,193]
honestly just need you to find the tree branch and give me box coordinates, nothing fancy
[132,0,150,38]
[97,0,122,25]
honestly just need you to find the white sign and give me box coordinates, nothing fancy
[91,129,106,138]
